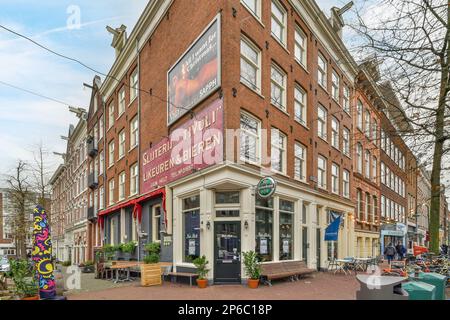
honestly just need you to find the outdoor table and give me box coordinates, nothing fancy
[110,262,141,283]
[354,258,372,272]
[335,259,354,275]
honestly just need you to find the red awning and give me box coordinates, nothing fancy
[98,187,165,229]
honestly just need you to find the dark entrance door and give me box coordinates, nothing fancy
[302,227,308,265]
[214,221,241,283]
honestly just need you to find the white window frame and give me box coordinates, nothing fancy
[343,85,350,114]
[118,87,126,116]
[331,70,340,102]
[372,156,377,183]
[119,130,126,159]
[130,163,138,196]
[356,143,363,174]
[331,117,339,149]
[318,53,327,89]
[241,0,261,18]
[365,150,371,179]
[294,142,307,182]
[109,179,115,205]
[271,63,287,110]
[119,171,126,201]
[357,100,363,130]
[317,105,328,141]
[240,111,261,164]
[271,128,287,174]
[271,0,287,45]
[152,205,162,243]
[108,140,115,167]
[130,69,139,102]
[294,26,307,68]
[331,163,340,195]
[343,127,350,156]
[130,116,139,149]
[317,155,327,190]
[294,85,307,126]
[240,36,261,92]
[108,102,115,129]
[343,170,350,198]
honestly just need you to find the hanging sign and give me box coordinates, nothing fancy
[256,177,277,198]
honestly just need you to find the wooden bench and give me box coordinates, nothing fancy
[167,272,198,287]
[260,261,315,286]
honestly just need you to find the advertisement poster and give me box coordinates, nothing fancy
[188,239,197,256]
[142,98,223,194]
[283,240,289,254]
[167,14,221,125]
[260,238,268,255]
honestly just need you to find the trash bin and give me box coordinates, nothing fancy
[402,281,436,300]
[414,272,446,300]
[356,275,409,300]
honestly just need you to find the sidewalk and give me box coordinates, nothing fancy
[66,272,360,300]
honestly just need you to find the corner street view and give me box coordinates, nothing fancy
[0,0,449,302]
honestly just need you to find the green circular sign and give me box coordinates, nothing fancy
[257,177,277,198]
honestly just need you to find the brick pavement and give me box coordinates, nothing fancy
[66,272,361,300]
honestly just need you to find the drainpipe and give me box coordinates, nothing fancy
[136,36,141,262]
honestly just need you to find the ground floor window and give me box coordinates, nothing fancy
[279,199,294,261]
[153,205,162,242]
[183,195,200,263]
[255,196,273,262]
[327,242,338,260]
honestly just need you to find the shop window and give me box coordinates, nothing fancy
[216,210,240,218]
[255,196,273,262]
[183,195,200,263]
[215,191,240,204]
[279,199,294,261]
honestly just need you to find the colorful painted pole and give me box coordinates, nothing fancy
[32,205,56,299]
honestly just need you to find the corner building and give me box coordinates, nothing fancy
[97,0,360,284]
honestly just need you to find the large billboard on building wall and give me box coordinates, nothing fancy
[167,14,221,125]
[142,98,224,194]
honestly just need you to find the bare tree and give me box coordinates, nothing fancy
[29,142,52,222]
[4,161,34,259]
[348,0,449,253]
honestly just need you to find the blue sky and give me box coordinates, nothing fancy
[0,0,359,178]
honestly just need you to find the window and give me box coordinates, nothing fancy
[294,142,307,181]
[99,151,104,175]
[365,150,371,178]
[119,171,126,201]
[183,195,200,263]
[331,70,340,101]
[356,100,363,130]
[343,127,350,156]
[271,0,286,45]
[271,64,287,110]
[99,117,104,141]
[294,26,307,67]
[381,196,385,217]
[130,163,138,196]
[331,117,339,149]
[152,205,162,242]
[271,128,286,173]
[108,179,115,205]
[331,163,339,194]
[317,156,327,189]
[343,170,350,198]
[240,112,260,163]
[317,105,327,140]
[381,130,386,151]
[108,140,115,167]
[294,85,307,126]
[318,53,327,89]
[279,199,294,261]
[357,189,362,219]
[241,0,260,17]
[99,186,104,210]
[372,120,378,144]
[130,116,139,149]
[118,87,125,116]
[365,192,370,221]
[108,102,115,129]
[119,130,126,159]
[255,196,274,262]
[215,191,240,205]
[356,143,363,174]
[381,162,385,184]
[343,85,350,113]
[365,110,371,137]
[372,196,378,223]
[372,156,377,183]
[130,69,139,101]
[240,37,261,91]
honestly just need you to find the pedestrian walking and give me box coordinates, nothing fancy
[395,241,406,260]
[384,243,396,264]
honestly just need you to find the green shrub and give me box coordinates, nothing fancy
[193,255,210,280]
[144,253,160,264]
[62,261,72,267]
[8,259,38,298]
[242,251,261,280]
[121,241,137,253]
[84,260,94,267]
[144,242,160,255]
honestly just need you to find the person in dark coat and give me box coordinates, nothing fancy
[384,243,396,264]
[395,241,406,260]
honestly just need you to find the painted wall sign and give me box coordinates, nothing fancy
[256,177,277,198]
[167,14,221,125]
[142,99,223,194]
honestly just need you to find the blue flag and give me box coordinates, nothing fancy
[325,215,342,241]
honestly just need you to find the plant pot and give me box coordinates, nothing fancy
[140,263,162,287]
[22,295,40,300]
[123,252,132,261]
[196,279,208,289]
[247,279,259,289]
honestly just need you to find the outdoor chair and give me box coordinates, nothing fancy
[327,259,339,272]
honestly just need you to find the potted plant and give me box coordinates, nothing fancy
[242,251,261,289]
[140,242,161,287]
[80,260,95,273]
[193,255,210,289]
[121,241,137,261]
[102,244,116,261]
[8,259,39,300]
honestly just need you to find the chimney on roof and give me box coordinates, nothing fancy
[106,24,127,58]
[330,1,353,38]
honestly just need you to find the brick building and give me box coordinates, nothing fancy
[416,168,431,247]
[49,118,89,264]
[352,63,382,258]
